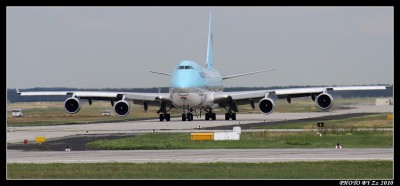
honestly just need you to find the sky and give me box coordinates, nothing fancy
[6,6,393,89]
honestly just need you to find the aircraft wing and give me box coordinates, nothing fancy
[17,90,171,105]
[212,85,388,106]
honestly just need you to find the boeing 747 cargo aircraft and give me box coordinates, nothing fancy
[17,13,387,122]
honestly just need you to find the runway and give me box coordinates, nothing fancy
[6,105,393,164]
[6,105,393,144]
[7,148,393,163]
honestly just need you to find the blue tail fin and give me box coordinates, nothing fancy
[206,13,213,69]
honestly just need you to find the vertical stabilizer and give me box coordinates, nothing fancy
[206,13,213,69]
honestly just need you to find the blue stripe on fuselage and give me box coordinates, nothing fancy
[170,60,223,91]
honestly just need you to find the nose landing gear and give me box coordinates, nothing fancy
[181,106,194,121]
[182,113,194,121]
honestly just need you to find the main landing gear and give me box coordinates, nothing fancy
[158,102,172,122]
[159,113,171,121]
[221,103,237,120]
[204,109,216,120]
[224,112,236,120]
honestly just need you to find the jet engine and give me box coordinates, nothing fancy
[316,93,333,110]
[64,97,81,114]
[258,98,275,115]
[114,100,130,116]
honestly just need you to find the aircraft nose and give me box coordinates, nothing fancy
[171,71,203,88]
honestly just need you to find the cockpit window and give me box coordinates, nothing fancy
[178,66,193,70]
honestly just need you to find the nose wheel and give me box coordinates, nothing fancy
[182,113,194,121]
[181,106,194,121]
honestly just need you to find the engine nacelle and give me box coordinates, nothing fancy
[258,98,275,115]
[64,97,81,114]
[316,93,333,110]
[114,100,130,116]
